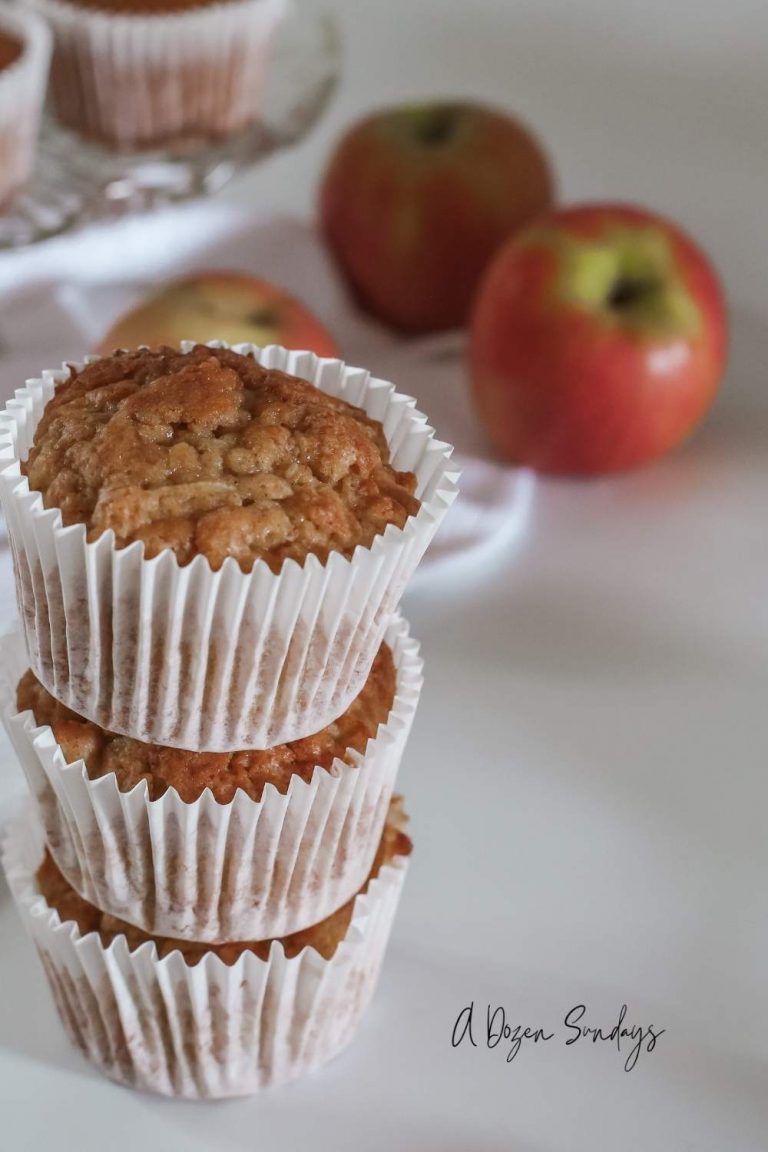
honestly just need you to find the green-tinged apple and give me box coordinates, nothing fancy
[320,101,555,334]
[470,203,727,475]
[97,272,339,357]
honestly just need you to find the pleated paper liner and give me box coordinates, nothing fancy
[23,0,287,151]
[0,6,51,205]
[0,342,457,750]
[2,800,409,1098]
[1,613,421,941]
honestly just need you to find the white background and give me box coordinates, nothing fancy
[1,0,768,1148]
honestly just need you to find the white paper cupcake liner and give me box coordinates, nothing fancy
[2,802,408,1098]
[23,0,287,151]
[0,341,457,750]
[0,7,51,204]
[1,614,421,941]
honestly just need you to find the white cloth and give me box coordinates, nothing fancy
[0,201,534,588]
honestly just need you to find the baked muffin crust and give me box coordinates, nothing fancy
[23,344,420,573]
[17,643,396,804]
[36,801,412,963]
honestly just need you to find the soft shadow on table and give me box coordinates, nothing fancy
[144,1113,544,1152]
[127,947,553,1152]
[132,941,768,1148]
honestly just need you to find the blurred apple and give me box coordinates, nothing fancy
[320,101,555,334]
[97,272,339,357]
[471,203,727,475]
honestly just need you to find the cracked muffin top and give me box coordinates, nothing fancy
[37,798,412,964]
[23,344,420,573]
[17,643,396,804]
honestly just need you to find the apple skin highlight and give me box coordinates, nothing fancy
[470,203,728,475]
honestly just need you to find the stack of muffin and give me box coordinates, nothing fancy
[0,341,457,1097]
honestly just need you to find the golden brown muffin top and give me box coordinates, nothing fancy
[36,799,412,964]
[0,31,22,71]
[17,643,396,804]
[23,345,419,573]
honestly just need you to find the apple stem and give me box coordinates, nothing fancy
[607,278,656,310]
[411,107,459,147]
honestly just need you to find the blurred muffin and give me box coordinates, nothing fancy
[0,7,51,206]
[23,343,420,574]
[0,30,22,70]
[23,0,286,151]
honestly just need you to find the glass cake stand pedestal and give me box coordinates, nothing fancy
[0,5,340,250]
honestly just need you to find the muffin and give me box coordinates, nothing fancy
[0,7,51,206]
[0,342,457,749]
[22,343,420,573]
[4,614,422,940]
[17,642,397,803]
[3,798,411,1097]
[22,0,287,151]
[36,804,412,963]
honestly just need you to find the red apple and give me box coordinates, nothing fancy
[320,101,555,334]
[97,272,339,358]
[470,203,727,475]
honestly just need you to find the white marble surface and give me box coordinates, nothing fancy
[1,0,767,1148]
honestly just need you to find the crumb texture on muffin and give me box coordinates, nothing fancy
[36,801,412,964]
[23,345,420,572]
[17,643,396,803]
